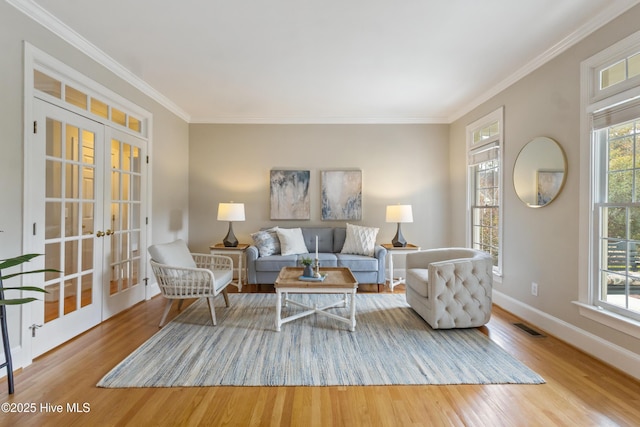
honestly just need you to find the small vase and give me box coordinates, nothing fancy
[303,265,313,277]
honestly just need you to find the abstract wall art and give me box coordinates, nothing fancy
[321,170,362,220]
[270,170,310,220]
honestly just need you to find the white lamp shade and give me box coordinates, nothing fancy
[217,202,245,221]
[386,205,413,223]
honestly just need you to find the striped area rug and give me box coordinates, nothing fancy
[97,293,544,387]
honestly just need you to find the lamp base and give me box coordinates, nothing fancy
[391,223,407,247]
[223,222,238,247]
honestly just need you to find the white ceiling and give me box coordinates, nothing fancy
[14,0,640,123]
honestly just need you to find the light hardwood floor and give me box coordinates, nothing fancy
[2,284,640,426]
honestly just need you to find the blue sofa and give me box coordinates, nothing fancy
[246,227,387,285]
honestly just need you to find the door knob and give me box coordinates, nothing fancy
[96,231,105,237]
[105,229,114,236]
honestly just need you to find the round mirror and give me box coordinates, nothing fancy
[513,137,567,207]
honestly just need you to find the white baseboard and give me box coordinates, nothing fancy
[493,290,640,381]
[0,344,24,381]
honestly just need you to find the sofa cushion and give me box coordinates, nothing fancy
[341,223,379,256]
[301,227,334,253]
[406,268,429,298]
[277,227,309,256]
[300,253,338,267]
[333,228,347,252]
[336,253,379,272]
[255,254,299,272]
[251,227,281,257]
[148,239,197,269]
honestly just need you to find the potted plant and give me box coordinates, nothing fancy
[300,257,314,277]
[1,254,52,394]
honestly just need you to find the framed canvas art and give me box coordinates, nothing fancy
[270,170,310,220]
[321,170,362,220]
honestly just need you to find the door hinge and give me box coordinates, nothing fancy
[144,278,149,286]
[33,223,37,236]
[146,155,149,164]
[146,217,149,225]
[33,121,37,134]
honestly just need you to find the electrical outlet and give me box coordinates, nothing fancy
[531,282,538,296]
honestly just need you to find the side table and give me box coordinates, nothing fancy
[382,243,421,292]
[209,243,249,292]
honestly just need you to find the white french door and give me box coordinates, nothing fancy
[103,129,147,318]
[28,99,147,356]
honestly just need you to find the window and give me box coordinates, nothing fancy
[33,68,146,137]
[600,52,640,90]
[579,30,640,334]
[467,107,504,275]
[593,113,640,321]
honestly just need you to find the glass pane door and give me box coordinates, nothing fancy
[103,130,146,318]
[31,99,104,356]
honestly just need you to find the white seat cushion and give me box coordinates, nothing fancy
[212,269,233,291]
[148,239,197,269]
[406,268,429,298]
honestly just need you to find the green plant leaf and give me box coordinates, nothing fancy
[0,286,48,293]
[0,254,56,305]
[1,268,60,281]
[0,254,42,269]
[0,297,39,306]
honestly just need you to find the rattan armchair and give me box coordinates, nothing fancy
[148,239,233,327]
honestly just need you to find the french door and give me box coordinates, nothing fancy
[28,99,147,356]
[103,129,147,318]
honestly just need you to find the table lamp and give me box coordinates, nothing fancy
[386,204,413,247]
[217,202,245,247]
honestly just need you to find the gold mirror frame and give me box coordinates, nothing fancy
[513,137,567,208]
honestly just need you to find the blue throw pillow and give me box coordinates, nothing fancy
[251,227,281,257]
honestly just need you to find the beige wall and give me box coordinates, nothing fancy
[188,124,450,255]
[0,1,189,361]
[450,4,640,357]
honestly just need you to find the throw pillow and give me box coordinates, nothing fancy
[341,223,379,256]
[148,239,197,268]
[276,228,309,256]
[251,227,281,257]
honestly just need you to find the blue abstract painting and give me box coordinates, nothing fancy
[321,170,362,220]
[270,170,310,220]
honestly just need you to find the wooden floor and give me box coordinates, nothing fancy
[2,284,640,426]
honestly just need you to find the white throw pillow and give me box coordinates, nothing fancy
[341,224,379,256]
[276,228,309,256]
[148,239,197,268]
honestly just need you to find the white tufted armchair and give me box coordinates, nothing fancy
[405,248,493,329]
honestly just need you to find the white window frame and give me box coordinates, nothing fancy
[466,107,504,278]
[577,30,640,338]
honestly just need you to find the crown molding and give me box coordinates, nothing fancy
[7,0,191,122]
[190,116,448,125]
[448,0,640,124]
[10,0,640,125]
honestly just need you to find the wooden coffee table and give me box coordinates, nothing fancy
[274,267,358,332]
